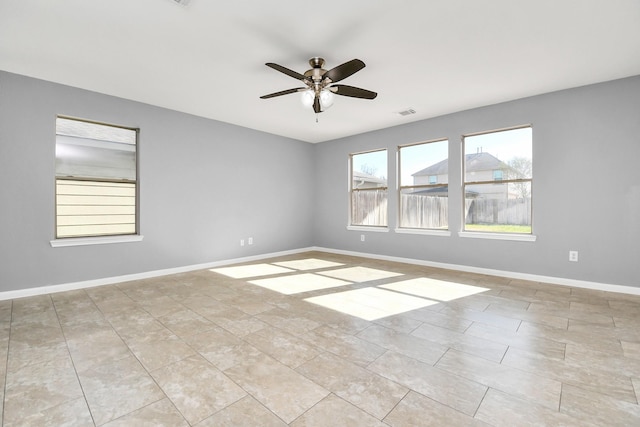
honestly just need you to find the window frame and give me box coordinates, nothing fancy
[397,138,450,233]
[348,148,389,229]
[51,115,141,245]
[460,124,535,241]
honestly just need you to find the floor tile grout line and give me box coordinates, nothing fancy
[50,293,98,427]
[1,300,14,427]
[63,290,189,426]
[379,388,411,425]
[110,275,316,425]
[292,345,412,422]
[472,386,490,419]
[96,298,224,425]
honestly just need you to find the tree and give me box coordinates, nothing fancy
[359,164,386,181]
[506,157,532,199]
[359,163,377,176]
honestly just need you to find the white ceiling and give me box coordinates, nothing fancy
[1,0,639,143]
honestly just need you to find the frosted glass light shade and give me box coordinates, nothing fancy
[320,89,334,109]
[300,90,314,107]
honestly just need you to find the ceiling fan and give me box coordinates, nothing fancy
[260,57,377,114]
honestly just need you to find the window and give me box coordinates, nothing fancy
[398,139,449,230]
[350,149,387,227]
[463,126,532,234]
[55,117,138,238]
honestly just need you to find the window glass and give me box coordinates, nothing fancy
[463,127,532,234]
[350,150,387,227]
[55,117,138,238]
[398,139,448,230]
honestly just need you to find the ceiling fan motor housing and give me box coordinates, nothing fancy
[305,58,328,89]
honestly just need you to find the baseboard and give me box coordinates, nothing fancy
[3,245,638,301]
[0,247,316,301]
[311,246,640,296]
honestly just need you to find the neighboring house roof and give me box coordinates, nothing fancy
[412,152,510,176]
[353,170,386,185]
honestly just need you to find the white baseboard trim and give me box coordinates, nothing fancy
[3,245,638,300]
[311,246,640,296]
[0,247,316,301]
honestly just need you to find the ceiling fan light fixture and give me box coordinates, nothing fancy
[300,90,315,108]
[262,57,375,114]
[320,89,334,110]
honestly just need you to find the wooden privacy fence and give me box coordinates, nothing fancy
[353,191,531,227]
[351,190,388,226]
[400,194,448,228]
[464,198,531,225]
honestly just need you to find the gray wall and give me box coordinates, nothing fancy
[1,70,638,293]
[0,71,315,292]
[312,76,640,288]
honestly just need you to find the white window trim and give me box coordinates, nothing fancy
[50,234,144,247]
[397,137,450,235]
[349,148,389,229]
[458,231,536,242]
[462,125,533,240]
[55,116,139,240]
[395,228,451,237]
[347,225,389,233]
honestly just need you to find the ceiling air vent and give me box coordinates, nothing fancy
[396,108,416,116]
[171,0,191,5]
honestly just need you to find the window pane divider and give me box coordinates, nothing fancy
[352,187,388,192]
[400,184,449,190]
[56,176,136,184]
[464,178,531,185]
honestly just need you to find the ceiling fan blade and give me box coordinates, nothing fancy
[265,63,308,81]
[324,59,365,83]
[313,96,321,113]
[260,88,306,99]
[331,84,378,99]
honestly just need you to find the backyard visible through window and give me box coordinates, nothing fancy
[55,117,138,238]
[398,139,449,230]
[350,149,388,227]
[463,126,532,234]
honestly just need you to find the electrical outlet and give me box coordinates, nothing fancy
[240,239,245,247]
[248,237,253,245]
[569,250,578,262]
[360,234,365,242]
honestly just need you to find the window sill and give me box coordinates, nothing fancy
[395,228,451,237]
[347,225,389,233]
[458,231,537,242]
[50,234,144,247]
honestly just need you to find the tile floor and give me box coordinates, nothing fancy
[1,251,639,426]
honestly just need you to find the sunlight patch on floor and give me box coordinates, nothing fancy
[272,258,344,271]
[380,278,489,302]
[210,263,294,279]
[248,273,351,295]
[317,266,403,282]
[304,288,438,321]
